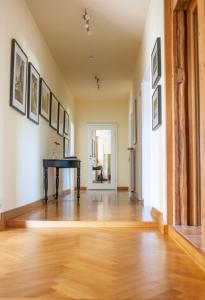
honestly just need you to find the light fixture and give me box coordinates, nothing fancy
[83,8,91,35]
[94,75,100,90]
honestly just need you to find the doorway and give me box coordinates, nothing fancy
[87,124,117,190]
[141,68,152,207]
[166,0,201,226]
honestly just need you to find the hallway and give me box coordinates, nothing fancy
[1,227,205,299]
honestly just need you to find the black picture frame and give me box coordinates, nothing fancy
[151,37,161,89]
[39,78,51,122]
[10,39,28,115]
[58,103,64,137]
[50,93,59,131]
[63,137,70,158]
[64,111,70,137]
[152,85,162,130]
[27,62,40,124]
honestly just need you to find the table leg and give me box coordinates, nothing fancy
[56,167,59,199]
[77,166,80,205]
[44,167,48,204]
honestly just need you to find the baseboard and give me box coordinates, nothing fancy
[168,226,205,273]
[151,207,168,234]
[6,220,158,229]
[74,186,87,191]
[0,189,70,230]
[117,187,129,191]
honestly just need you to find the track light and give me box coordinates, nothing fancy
[83,9,91,35]
[95,75,100,90]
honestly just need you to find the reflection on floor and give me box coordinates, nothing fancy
[10,191,154,222]
[1,228,205,299]
[174,225,204,251]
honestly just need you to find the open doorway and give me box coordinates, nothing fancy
[87,124,117,190]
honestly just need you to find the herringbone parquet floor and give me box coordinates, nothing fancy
[1,228,205,300]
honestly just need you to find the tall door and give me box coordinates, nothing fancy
[87,124,117,190]
[173,0,201,225]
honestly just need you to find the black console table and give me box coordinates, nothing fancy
[43,158,81,204]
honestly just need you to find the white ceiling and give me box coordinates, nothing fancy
[26,0,150,102]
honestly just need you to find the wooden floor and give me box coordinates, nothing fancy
[174,225,204,251]
[1,227,205,299]
[7,191,155,228]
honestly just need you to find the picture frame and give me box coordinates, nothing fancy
[64,111,70,137]
[50,93,59,131]
[151,37,161,88]
[39,78,51,122]
[133,99,137,144]
[63,137,70,158]
[58,103,64,137]
[152,85,162,130]
[27,62,40,124]
[10,39,28,115]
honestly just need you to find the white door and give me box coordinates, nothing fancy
[141,70,152,206]
[87,124,117,190]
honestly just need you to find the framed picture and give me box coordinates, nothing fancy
[10,39,28,115]
[64,111,70,137]
[50,93,59,131]
[63,137,70,158]
[151,37,161,88]
[39,78,51,122]
[58,103,64,136]
[152,85,162,130]
[27,63,40,124]
[133,99,137,144]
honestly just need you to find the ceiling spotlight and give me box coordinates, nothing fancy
[83,8,91,35]
[94,75,100,90]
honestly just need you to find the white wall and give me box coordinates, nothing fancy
[75,99,129,188]
[0,0,75,212]
[129,0,167,221]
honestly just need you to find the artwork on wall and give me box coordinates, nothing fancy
[64,111,70,137]
[151,37,161,88]
[50,93,59,131]
[27,63,40,124]
[63,137,70,158]
[10,39,28,115]
[9,38,72,152]
[152,85,162,130]
[58,103,64,136]
[39,78,51,122]
[133,99,137,144]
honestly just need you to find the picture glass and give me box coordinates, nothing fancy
[58,104,64,136]
[152,86,161,130]
[28,63,40,124]
[64,138,70,158]
[151,38,161,88]
[11,40,27,114]
[40,80,50,121]
[64,111,70,137]
[50,94,58,130]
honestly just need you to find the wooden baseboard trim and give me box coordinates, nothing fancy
[74,186,87,191]
[151,207,168,234]
[6,220,158,229]
[0,189,71,230]
[168,226,205,273]
[117,187,129,191]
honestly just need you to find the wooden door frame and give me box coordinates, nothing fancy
[165,0,205,227]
